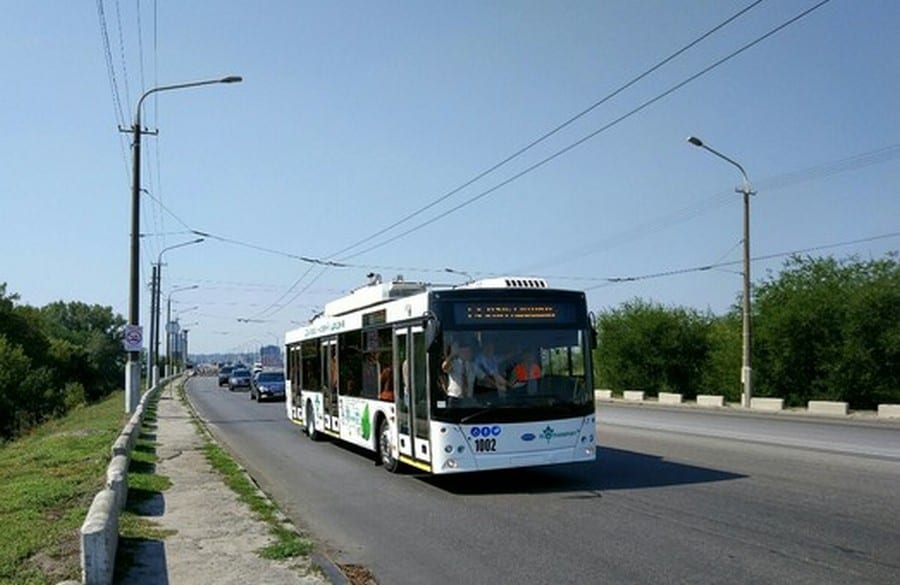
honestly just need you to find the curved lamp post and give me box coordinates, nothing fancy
[687,136,755,408]
[124,75,241,413]
[148,238,204,388]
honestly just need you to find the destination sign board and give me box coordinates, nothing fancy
[453,301,576,325]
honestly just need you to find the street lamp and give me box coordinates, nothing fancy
[148,238,204,389]
[444,267,473,284]
[166,285,199,378]
[687,136,755,408]
[124,74,242,413]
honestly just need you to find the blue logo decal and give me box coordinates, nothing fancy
[471,427,481,437]
[481,426,492,437]
[521,433,536,442]
[491,425,502,437]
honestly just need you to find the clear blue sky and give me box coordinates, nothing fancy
[2,1,898,355]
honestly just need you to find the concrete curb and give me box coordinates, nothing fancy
[179,382,351,585]
[74,376,173,585]
[81,489,118,585]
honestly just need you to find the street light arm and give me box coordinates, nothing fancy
[157,238,205,265]
[166,284,199,303]
[687,136,751,191]
[135,76,243,124]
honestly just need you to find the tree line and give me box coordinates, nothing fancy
[0,253,896,440]
[0,284,125,441]
[593,254,899,410]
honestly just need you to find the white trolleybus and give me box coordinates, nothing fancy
[284,277,597,474]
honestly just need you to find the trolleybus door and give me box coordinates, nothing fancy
[321,338,338,432]
[394,326,430,464]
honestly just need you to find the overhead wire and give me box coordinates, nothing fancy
[272,0,772,315]
[337,0,834,263]
[323,0,767,261]
[512,140,900,274]
[148,139,897,317]
[579,231,900,291]
[96,0,131,183]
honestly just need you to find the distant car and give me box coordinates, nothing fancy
[228,368,252,391]
[217,365,235,386]
[250,371,286,402]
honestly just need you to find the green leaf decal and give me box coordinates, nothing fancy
[361,404,371,440]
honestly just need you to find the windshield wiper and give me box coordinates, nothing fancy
[460,407,508,424]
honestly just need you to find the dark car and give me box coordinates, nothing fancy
[250,371,286,402]
[228,368,252,391]
[217,365,235,386]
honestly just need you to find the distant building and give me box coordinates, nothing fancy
[260,344,282,367]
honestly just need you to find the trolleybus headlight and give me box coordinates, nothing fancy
[445,459,458,469]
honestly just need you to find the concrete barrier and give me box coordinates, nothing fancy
[878,404,900,419]
[110,434,130,460]
[594,389,613,401]
[623,390,645,401]
[75,376,170,585]
[751,397,784,411]
[106,454,129,511]
[696,395,725,408]
[81,489,118,585]
[658,392,682,405]
[807,400,848,416]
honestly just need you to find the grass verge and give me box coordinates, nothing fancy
[177,382,314,560]
[0,392,128,585]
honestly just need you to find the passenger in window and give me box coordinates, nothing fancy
[441,342,475,399]
[474,341,508,392]
[510,351,542,394]
[379,362,394,401]
[363,351,380,397]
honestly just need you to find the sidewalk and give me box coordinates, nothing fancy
[116,383,335,585]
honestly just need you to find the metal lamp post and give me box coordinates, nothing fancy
[148,238,204,389]
[687,136,755,408]
[165,285,199,377]
[123,75,241,413]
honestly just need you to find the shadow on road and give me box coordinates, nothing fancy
[420,446,746,495]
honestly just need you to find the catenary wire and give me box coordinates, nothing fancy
[323,0,767,260]
[509,140,900,274]
[579,231,900,290]
[336,0,834,262]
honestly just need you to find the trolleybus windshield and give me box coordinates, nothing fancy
[432,324,593,423]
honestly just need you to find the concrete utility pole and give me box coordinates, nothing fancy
[121,75,241,412]
[687,136,755,408]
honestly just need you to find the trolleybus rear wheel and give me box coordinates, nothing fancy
[306,402,319,441]
[378,418,399,473]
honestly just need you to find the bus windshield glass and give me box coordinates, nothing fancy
[433,326,592,423]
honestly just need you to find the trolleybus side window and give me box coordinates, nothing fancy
[339,332,362,396]
[300,339,319,392]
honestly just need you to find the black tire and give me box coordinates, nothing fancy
[305,402,319,441]
[378,418,399,473]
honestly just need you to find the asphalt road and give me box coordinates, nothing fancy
[187,376,900,585]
